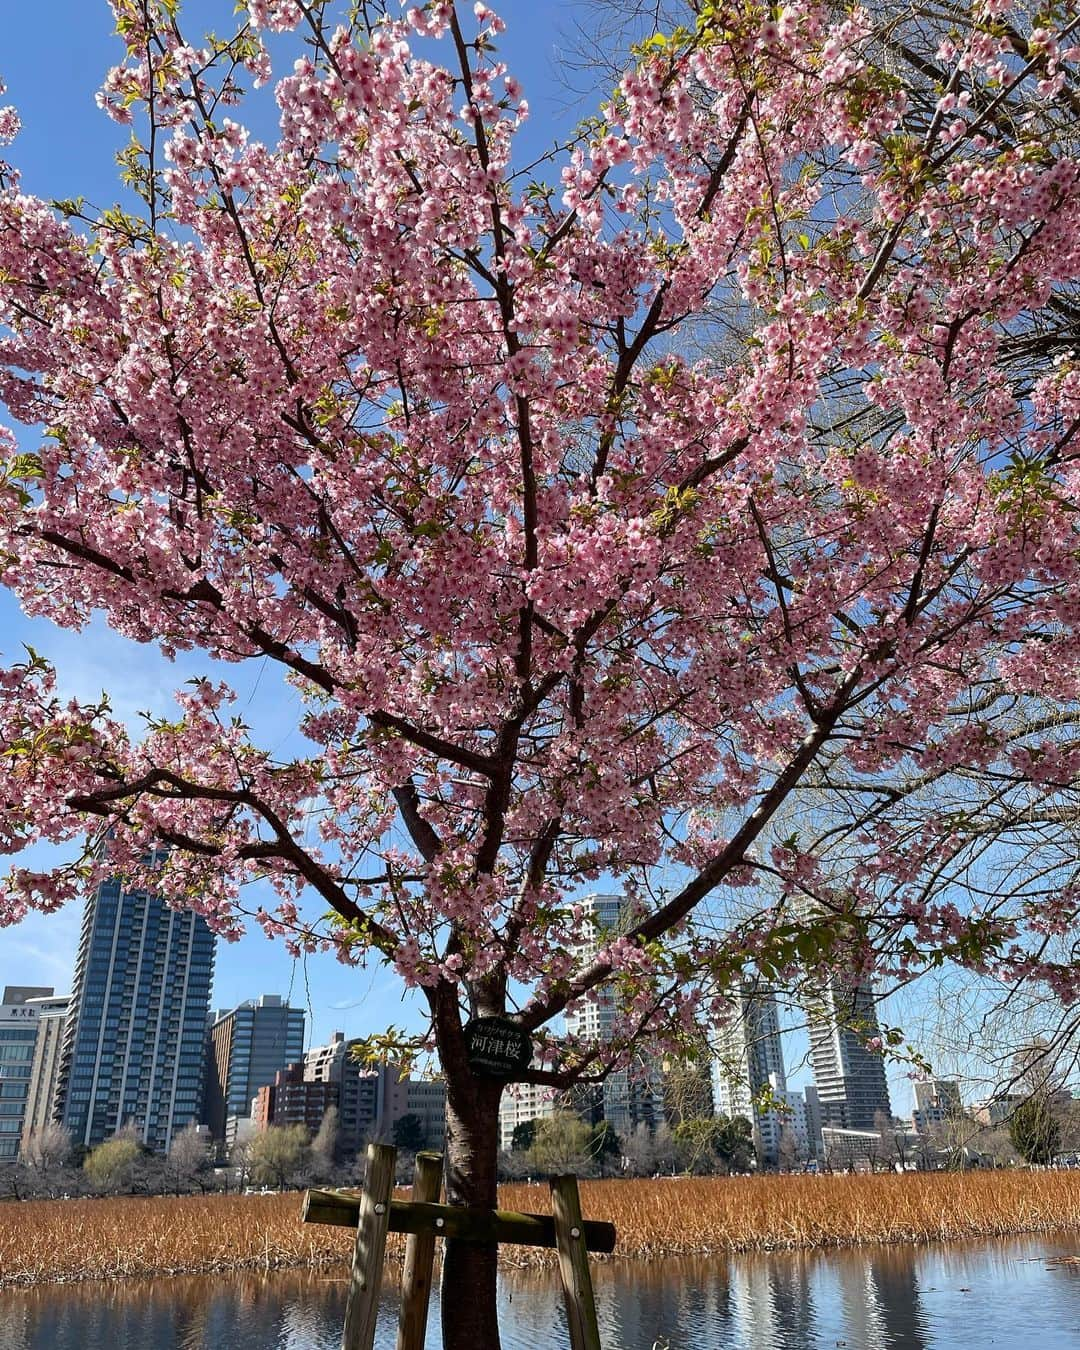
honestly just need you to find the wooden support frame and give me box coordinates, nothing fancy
[304,1148,613,1350]
[551,1174,602,1350]
[304,1189,617,1253]
[396,1150,443,1350]
[341,1141,396,1350]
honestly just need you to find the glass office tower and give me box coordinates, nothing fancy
[204,995,305,1144]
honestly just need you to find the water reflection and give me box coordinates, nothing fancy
[833,1248,927,1350]
[0,1271,361,1350]
[728,1253,817,1349]
[2,1234,1080,1349]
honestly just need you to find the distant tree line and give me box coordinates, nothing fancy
[0,1104,423,1199]
[499,1112,755,1180]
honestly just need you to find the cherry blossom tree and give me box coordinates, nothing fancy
[3,2,1080,1343]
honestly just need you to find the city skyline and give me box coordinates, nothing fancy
[0,0,963,1125]
[3,964,985,1165]
[0,889,1024,1167]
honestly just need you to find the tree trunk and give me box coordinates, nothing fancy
[440,1073,504,1350]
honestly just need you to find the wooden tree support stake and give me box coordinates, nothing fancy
[341,1141,396,1350]
[550,1173,602,1350]
[303,1153,614,1350]
[395,1150,443,1350]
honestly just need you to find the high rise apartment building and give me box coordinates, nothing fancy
[0,986,53,1162]
[499,1080,561,1152]
[20,993,70,1149]
[54,873,216,1153]
[712,980,788,1163]
[804,975,891,1132]
[564,894,661,1138]
[204,994,305,1144]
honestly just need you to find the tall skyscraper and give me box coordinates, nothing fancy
[54,873,216,1153]
[712,979,788,1163]
[204,994,305,1144]
[564,894,660,1138]
[0,986,53,1163]
[804,975,891,1131]
[20,992,70,1149]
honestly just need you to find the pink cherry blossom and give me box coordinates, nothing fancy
[1,6,1080,1339]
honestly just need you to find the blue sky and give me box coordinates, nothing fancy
[0,1,939,1111]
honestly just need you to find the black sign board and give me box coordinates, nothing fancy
[463,1016,532,1079]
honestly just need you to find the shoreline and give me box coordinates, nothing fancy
[4,1170,1080,1289]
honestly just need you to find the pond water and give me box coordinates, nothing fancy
[1,1232,1078,1349]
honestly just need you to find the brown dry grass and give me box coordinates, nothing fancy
[508,1170,1080,1261]
[0,1191,361,1287]
[3,1170,1080,1287]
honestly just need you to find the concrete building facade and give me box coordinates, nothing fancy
[498,1081,561,1152]
[821,1125,882,1170]
[399,1077,448,1149]
[20,993,70,1151]
[253,1062,337,1134]
[712,980,788,1164]
[302,1032,381,1152]
[253,1032,447,1156]
[0,986,53,1163]
[775,1087,811,1161]
[803,1083,823,1158]
[804,976,892,1133]
[911,1078,963,1134]
[564,894,661,1139]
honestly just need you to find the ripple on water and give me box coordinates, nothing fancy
[2,1233,1080,1349]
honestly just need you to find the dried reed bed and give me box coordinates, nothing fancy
[505,1170,1080,1262]
[4,1170,1080,1287]
[0,1191,365,1287]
